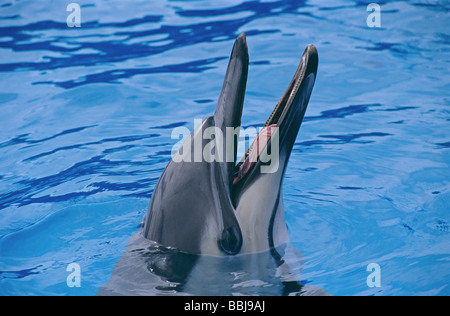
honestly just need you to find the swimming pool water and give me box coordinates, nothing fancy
[0,0,449,295]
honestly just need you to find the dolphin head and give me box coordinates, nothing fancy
[143,33,318,256]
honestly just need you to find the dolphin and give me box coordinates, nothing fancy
[98,33,323,296]
[143,32,318,256]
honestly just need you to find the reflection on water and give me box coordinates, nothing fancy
[98,228,329,296]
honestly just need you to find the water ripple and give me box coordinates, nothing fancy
[0,125,97,149]
[296,132,391,148]
[0,0,311,82]
[0,265,43,280]
[0,153,161,210]
[304,104,381,122]
[33,57,227,89]
[23,133,160,161]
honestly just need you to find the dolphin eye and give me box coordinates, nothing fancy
[219,226,242,255]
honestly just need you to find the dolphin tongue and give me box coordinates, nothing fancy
[233,124,277,184]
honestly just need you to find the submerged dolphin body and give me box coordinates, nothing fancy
[99,33,324,295]
[143,33,318,256]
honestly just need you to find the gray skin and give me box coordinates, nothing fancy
[98,33,322,296]
[143,33,319,256]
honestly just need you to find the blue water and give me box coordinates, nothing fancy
[0,0,449,296]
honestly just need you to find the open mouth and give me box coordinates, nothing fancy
[232,44,318,186]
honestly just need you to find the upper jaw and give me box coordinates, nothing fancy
[213,32,249,190]
[214,32,248,132]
